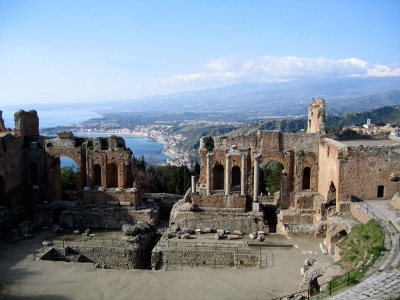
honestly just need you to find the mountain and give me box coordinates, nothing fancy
[4,77,400,119]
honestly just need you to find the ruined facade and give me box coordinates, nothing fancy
[172,98,400,242]
[0,110,144,232]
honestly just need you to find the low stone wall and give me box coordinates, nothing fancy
[350,203,372,224]
[60,205,160,229]
[192,193,246,209]
[67,245,139,269]
[84,189,140,206]
[170,210,266,233]
[151,249,259,270]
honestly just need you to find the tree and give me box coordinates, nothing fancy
[61,165,76,190]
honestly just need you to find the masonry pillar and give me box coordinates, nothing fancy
[191,175,197,193]
[225,154,231,195]
[241,154,246,196]
[206,153,212,195]
[253,153,260,212]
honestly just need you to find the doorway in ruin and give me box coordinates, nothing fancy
[29,162,38,186]
[212,164,224,190]
[93,164,102,186]
[377,185,385,198]
[0,175,5,205]
[231,166,241,191]
[49,156,78,200]
[302,167,311,190]
[260,160,284,197]
[53,207,64,224]
[106,163,118,188]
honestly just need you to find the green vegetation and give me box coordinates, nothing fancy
[335,220,384,272]
[61,165,76,191]
[132,155,192,194]
[259,160,283,195]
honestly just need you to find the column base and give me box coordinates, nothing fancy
[252,202,260,212]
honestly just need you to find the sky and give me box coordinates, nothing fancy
[0,0,399,106]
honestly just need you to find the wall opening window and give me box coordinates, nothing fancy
[106,163,118,187]
[94,164,101,186]
[302,167,311,190]
[212,165,224,190]
[377,185,384,198]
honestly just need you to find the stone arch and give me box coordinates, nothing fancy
[212,164,224,190]
[232,166,241,187]
[93,164,102,186]
[47,152,83,200]
[303,167,311,190]
[0,175,5,205]
[106,163,118,188]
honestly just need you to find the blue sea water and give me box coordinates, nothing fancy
[1,109,169,166]
[1,109,100,129]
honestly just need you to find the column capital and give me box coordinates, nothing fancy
[253,153,261,161]
[226,153,231,158]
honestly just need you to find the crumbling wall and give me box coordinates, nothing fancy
[68,245,139,269]
[59,205,159,228]
[83,188,140,206]
[151,249,259,269]
[13,110,39,137]
[192,193,246,208]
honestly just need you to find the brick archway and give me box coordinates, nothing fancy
[46,149,85,200]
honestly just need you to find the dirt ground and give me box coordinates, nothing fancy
[0,229,333,300]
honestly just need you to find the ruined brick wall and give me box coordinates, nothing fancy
[170,210,266,233]
[319,139,400,205]
[350,204,372,224]
[318,139,343,210]
[151,248,259,269]
[13,110,39,137]
[192,193,246,208]
[83,189,140,206]
[59,205,159,228]
[68,245,139,269]
[307,98,326,134]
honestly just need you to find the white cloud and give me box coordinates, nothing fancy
[158,56,400,85]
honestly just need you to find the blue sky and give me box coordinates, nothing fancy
[0,0,399,105]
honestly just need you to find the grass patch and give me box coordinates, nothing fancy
[335,219,384,272]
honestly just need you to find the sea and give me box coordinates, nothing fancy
[1,109,169,168]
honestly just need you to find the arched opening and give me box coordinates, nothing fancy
[212,164,224,190]
[29,162,38,185]
[260,160,284,197]
[49,156,77,200]
[0,175,5,205]
[125,163,133,187]
[53,207,64,224]
[107,163,118,187]
[326,182,337,214]
[377,185,384,198]
[231,166,241,191]
[93,164,102,186]
[302,167,311,190]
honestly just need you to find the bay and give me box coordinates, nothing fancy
[1,109,169,167]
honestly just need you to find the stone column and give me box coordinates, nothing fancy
[191,175,197,193]
[206,153,212,195]
[241,154,246,196]
[253,153,260,211]
[225,154,231,195]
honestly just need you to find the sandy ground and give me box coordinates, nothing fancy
[0,229,333,300]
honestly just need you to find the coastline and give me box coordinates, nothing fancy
[71,130,175,162]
